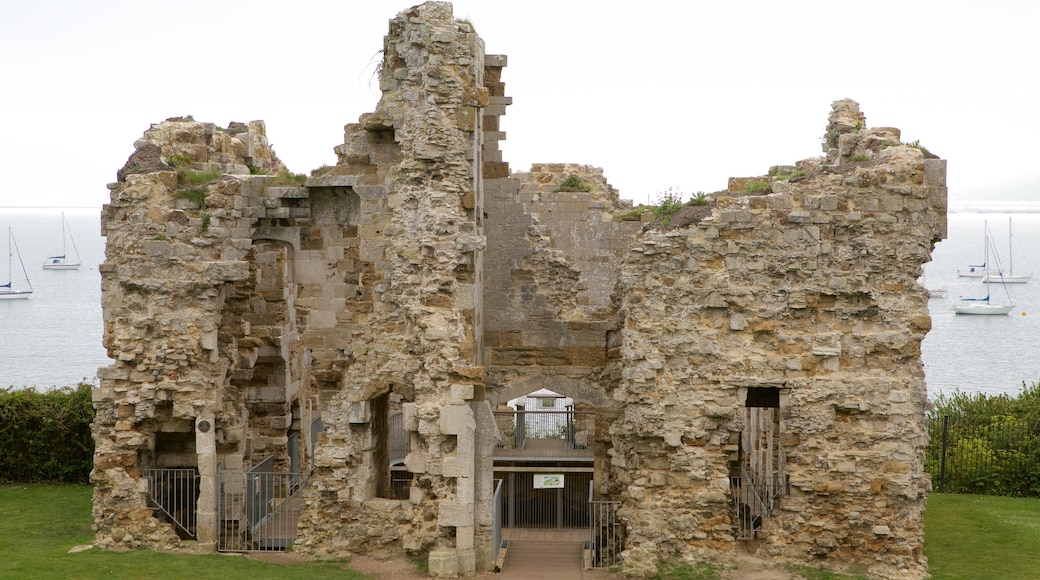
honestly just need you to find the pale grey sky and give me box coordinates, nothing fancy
[1,0,1036,208]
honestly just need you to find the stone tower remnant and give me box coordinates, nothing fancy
[92,4,943,579]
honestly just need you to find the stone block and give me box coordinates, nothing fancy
[457,547,476,576]
[428,548,459,577]
[348,401,370,424]
[450,383,474,402]
[403,453,424,476]
[439,404,475,435]
[438,501,474,528]
[787,210,811,223]
[402,402,418,430]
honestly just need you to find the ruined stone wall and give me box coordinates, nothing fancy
[484,165,638,407]
[94,119,307,549]
[482,164,642,491]
[612,100,941,579]
[293,4,493,575]
[93,7,944,578]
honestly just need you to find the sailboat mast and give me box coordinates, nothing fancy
[1009,216,1014,276]
[67,213,81,262]
[984,221,991,301]
[61,212,67,257]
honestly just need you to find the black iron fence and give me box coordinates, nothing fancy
[927,414,1040,496]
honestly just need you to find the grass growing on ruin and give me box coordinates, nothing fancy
[178,166,222,186]
[271,170,308,186]
[744,178,772,193]
[0,484,368,579]
[175,188,208,207]
[651,187,684,225]
[555,174,593,192]
[687,192,709,206]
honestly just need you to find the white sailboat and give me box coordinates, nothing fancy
[953,222,1013,315]
[42,212,81,270]
[1,228,33,300]
[982,217,1031,284]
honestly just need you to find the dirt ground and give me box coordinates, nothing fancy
[243,550,802,579]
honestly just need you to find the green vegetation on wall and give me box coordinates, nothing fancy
[555,174,593,193]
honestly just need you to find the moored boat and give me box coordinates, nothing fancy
[1,228,33,300]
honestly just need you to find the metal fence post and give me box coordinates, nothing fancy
[939,415,949,493]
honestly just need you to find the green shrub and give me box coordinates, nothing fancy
[906,139,932,157]
[175,188,207,207]
[687,192,709,206]
[165,154,193,168]
[0,384,95,483]
[768,166,805,181]
[271,170,308,186]
[850,153,870,162]
[177,166,222,186]
[615,206,649,221]
[201,211,212,232]
[745,178,771,193]
[652,187,684,225]
[928,383,1040,496]
[555,174,593,193]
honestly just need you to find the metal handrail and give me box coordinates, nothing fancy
[587,480,622,569]
[492,479,503,567]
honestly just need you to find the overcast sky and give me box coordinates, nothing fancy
[1,0,1036,208]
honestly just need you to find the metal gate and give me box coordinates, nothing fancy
[145,468,199,540]
[497,471,592,528]
[587,481,622,569]
[217,458,302,552]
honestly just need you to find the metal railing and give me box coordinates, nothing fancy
[927,414,1040,496]
[586,481,622,569]
[497,471,593,529]
[217,458,303,552]
[730,465,784,540]
[145,468,199,540]
[493,410,594,459]
[492,479,504,567]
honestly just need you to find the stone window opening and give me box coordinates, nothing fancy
[373,390,413,500]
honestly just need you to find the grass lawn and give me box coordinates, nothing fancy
[924,492,1040,580]
[3,485,1039,579]
[0,484,368,579]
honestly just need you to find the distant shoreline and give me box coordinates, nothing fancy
[950,202,1040,213]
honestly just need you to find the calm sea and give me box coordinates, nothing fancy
[923,210,1040,399]
[1,208,110,389]
[2,206,1039,398]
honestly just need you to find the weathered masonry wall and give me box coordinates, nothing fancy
[93,3,942,579]
[294,5,494,574]
[612,100,941,579]
[93,2,498,576]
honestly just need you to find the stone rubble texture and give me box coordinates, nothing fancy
[92,5,941,579]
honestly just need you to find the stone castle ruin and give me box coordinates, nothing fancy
[91,2,943,578]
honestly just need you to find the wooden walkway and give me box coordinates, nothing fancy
[499,529,587,579]
[495,438,593,460]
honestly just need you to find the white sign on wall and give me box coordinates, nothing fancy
[533,473,564,489]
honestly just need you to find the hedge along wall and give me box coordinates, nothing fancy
[0,384,94,483]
